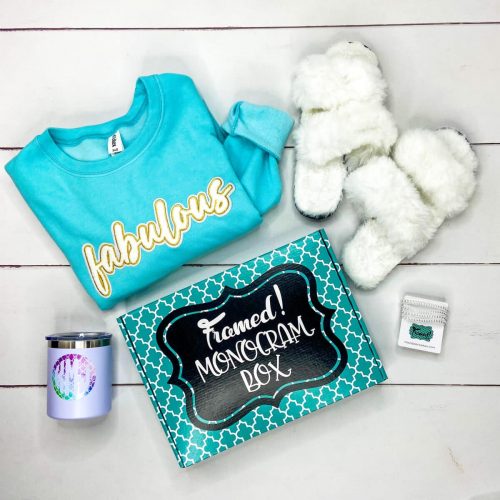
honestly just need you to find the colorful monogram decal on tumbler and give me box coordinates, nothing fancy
[82,177,234,297]
[52,354,96,401]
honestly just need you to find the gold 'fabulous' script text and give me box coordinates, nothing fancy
[82,177,234,297]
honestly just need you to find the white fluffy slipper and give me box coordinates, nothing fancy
[342,129,478,289]
[342,156,438,289]
[292,40,397,219]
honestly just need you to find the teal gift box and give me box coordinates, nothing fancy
[117,229,387,467]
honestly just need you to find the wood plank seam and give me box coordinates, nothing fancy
[2,143,498,150]
[1,22,500,31]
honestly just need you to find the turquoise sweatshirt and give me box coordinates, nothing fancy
[5,74,293,309]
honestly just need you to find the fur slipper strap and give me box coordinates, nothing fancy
[292,41,387,112]
[393,128,478,219]
[295,102,397,167]
[344,156,439,256]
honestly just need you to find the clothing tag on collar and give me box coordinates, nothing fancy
[107,131,124,156]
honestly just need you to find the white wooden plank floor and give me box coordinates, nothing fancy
[1,2,499,499]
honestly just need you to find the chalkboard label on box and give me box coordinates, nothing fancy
[156,263,348,430]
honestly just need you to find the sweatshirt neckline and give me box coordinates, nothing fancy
[37,75,163,176]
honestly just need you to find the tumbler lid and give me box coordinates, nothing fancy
[46,332,112,349]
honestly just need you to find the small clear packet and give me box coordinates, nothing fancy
[398,294,448,354]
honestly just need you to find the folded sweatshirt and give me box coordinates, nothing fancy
[6,73,294,309]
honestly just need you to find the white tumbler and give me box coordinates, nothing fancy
[46,332,112,420]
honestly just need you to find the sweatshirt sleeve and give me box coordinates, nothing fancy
[221,101,294,215]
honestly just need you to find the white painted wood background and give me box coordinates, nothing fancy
[1,2,499,499]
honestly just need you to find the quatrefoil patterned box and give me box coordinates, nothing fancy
[117,229,387,467]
